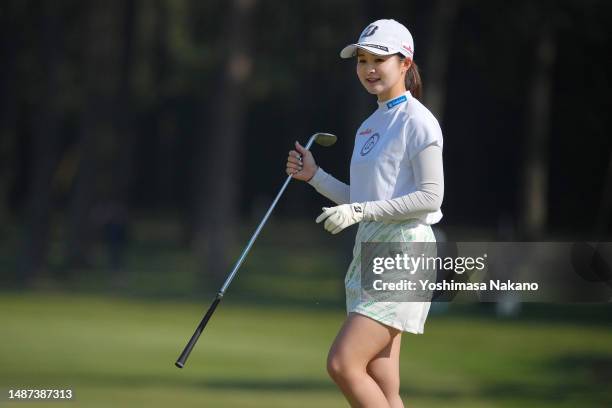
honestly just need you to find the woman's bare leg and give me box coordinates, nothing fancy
[327,313,402,408]
[367,332,404,408]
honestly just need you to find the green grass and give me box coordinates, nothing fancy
[0,293,611,407]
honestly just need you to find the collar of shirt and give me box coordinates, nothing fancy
[377,90,410,111]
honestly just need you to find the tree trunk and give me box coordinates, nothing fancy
[521,25,556,239]
[18,2,62,285]
[152,0,179,210]
[595,151,612,239]
[103,0,137,275]
[423,0,458,123]
[194,0,256,285]
[344,1,370,162]
[0,1,19,234]
[67,1,118,268]
[113,0,136,204]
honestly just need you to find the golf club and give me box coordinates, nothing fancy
[175,132,337,369]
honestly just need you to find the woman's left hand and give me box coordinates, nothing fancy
[315,203,364,234]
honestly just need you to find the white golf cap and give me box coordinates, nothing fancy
[340,19,414,59]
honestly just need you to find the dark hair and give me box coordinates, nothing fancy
[397,54,422,100]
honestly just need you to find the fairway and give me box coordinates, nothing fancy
[1,293,611,407]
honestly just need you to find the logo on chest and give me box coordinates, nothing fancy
[360,133,380,156]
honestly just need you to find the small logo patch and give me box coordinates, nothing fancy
[359,128,373,135]
[386,95,407,109]
[360,133,380,156]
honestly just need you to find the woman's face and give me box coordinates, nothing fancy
[356,50,410,101]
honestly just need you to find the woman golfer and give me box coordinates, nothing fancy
[286,19,443,407]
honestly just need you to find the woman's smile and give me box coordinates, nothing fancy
[356,50,408,100]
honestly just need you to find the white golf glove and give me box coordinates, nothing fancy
[315,203,364,234]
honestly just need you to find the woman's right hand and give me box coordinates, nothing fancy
[286,141,318,182]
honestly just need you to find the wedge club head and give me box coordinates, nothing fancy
[313,132,337,147]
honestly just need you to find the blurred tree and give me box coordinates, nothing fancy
[66,1,121,268]
[193,0,256,284]
[521,5,557,239]
[423,0,459,123]
[18,1,63,285]
[522,25,555,239]
[151,0,179,209]
[343,0,370,159]
[0,1,20,233]
[596,152,612,239]
[112,0,136,209]
[456,0,562,238]
[100,0,137,278]
[283,1,318,216]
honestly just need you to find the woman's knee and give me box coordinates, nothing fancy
[327,350,360,383]
[326,350,343,380]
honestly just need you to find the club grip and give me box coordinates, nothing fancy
[175,294,223,368]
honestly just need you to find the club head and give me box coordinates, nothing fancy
[313,132,337,147]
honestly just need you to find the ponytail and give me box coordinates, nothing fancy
[405,61,422,100]
[395,53,422,100]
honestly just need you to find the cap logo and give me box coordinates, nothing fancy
[361,43,389,52]
[360,24,378,39]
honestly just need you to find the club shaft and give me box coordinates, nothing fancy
[219,134,317,294]
[175,135,318,368]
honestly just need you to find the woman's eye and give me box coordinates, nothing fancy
[375,58,384,62]
[358,59,366,63]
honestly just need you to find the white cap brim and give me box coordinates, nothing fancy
[339,43,398,59]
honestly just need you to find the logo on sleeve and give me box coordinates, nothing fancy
[360,133,380,156]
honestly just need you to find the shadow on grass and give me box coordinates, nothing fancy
[30,368,610,406]
[549,352,612,386]
[464,352,612,405]
[476,381,607,402]
[31,372,339,393]
[433,303,612,328]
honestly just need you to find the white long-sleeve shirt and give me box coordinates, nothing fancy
[308,90,444,225]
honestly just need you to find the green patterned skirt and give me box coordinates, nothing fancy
[345,219,436,333]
